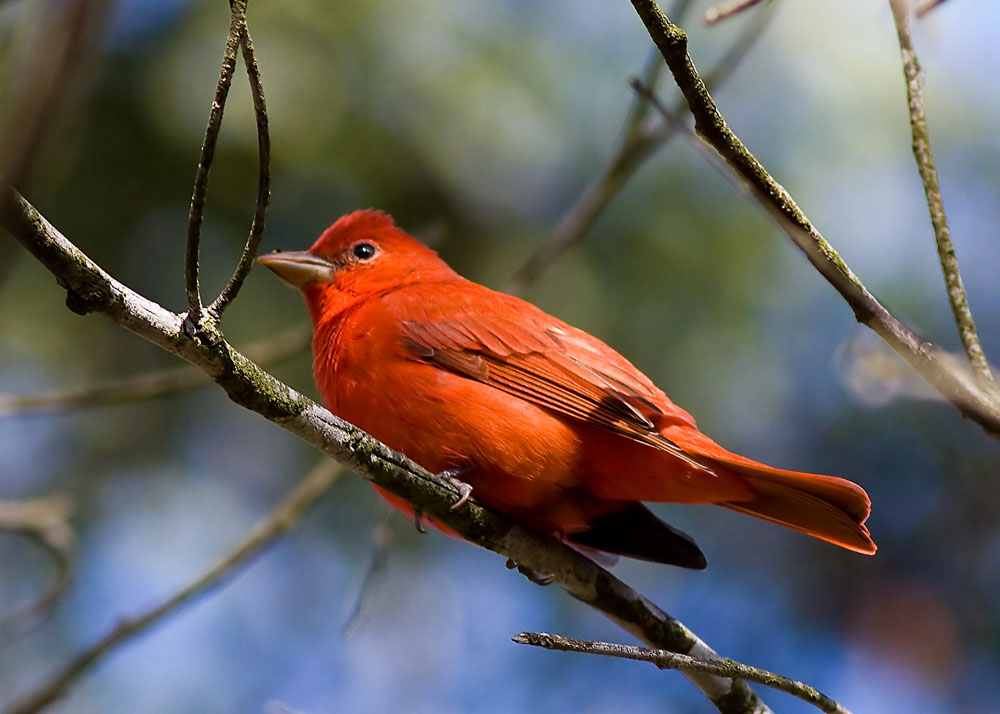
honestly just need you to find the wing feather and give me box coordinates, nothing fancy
[399,316,712,473]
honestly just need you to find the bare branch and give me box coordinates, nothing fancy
[1,188,772,714]
[628,0,1000,437]
[0,324,310,417]
[3,460,342,714]
[889,0,996,392]
[514,632,852,714]
[505,0,775,295]
[209,8,271,318]
[0,494,75,641]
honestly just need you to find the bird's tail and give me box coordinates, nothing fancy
[665,427,876,554]
[710,455,875,554]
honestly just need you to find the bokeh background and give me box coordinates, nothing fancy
[2,0,1000,712]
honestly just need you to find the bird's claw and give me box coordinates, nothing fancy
[450,482,473,511]
[412,467,471,532]
[505,558,554,586]
[438,469,473,511]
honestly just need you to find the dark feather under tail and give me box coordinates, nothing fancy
[568,502,706,569]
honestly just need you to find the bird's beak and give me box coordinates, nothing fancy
[257,251,333,290]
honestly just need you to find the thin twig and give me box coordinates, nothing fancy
[0,0,107,193]
[209,8,271,318]
[342,510,394,633]
[889,0,996,392]
[0,324,310,417]
[623,46,667,139]
[2,188,773,714]
[513,632,852,714]
[628,0,1000,436]
[184,2,246,321]
[704,0,766,26]
[505,2,696,296]
[0,494,75,642]
[629,78,785,206]
[505,0,774,295]
[3,460,343,714]
[701,0,777,88]
[629,78,735,176]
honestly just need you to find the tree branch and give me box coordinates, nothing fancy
[1,188,772,714]
[513,632,853,714]
[888,0,996,392]
[2,461,342,714]
[628,0,1000,437]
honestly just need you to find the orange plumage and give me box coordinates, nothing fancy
[259,210,875,568]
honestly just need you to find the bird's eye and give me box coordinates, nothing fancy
[352,242,378,261]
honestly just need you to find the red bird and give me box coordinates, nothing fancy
[259,210,875,568]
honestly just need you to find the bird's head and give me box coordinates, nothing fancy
[258,209,458,319]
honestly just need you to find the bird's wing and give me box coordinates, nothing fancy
[398,309,713,474]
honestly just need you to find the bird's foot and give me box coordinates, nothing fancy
[437,469,473,511]
[412,509,427,534]
[505,558,554,586]
[411,468,470,533]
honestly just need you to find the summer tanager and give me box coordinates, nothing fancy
[259,210,875,568]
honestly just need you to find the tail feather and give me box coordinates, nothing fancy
[710,457,876,554]
[662,424,876,555]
